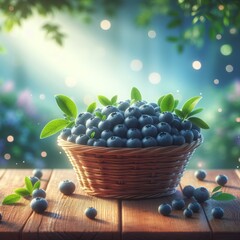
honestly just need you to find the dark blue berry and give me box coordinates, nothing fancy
[76,112,92,125]
[157,122,171,133]
[32,169,43,179]
[30,197,48,213]
[138,115,153,128]
[188,202,201,213]
[149,102,158,108]
[142,136,157,147]
[183,208,193,218]
[67,134,77,143]
[107,136,124,147]
[182,185,195,198]
[107,112,124,126]
[215,174,228,186]
[98,120,112,131]
[126,138,142,148]
[181,120,192,130]
[113,124,128,138]
[93,138,107,147]
[101,105,119,117]
[28,176,40,186]
[159,112,174,124]
[172,135,186,145]
[195,169,207,181]
[75,134,89,145]
[87,138,96,146]
[172,199,185,210]
[101,130,113,140]
[71,124,86,135]
[192,129,200,140]
[139,104,155,115]
[132,100,146,107]
[193,187,210,203]
[32,189,46,198]
[124,116,139,128]
[181,130,194,143]
[85,207,97,219]
[127,128,142,139]
[86,117,101,128]
[59,128,72,140]
[156,132,173,146]
[141,124,158,137]
[118,101,130,111]
[211,207,224,219]
[158,203,172,216]
[58,180,76,195]
[86,126,101,139]
[124,106,141,119]
[171,117,182,130]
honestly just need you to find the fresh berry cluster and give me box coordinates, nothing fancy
[59,104,202,148]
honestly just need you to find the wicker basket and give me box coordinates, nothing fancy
[58,137,202,199]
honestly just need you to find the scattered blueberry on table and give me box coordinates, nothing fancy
[188,202,201,213]
[32,169,43,179]
[84,207,97,219]
[215,174,228,186]
[32,189,46,199]
[182,185,195,198]
[211,207,224,219]
[183,208,193,218]
[172,199,185,210]
[193,187,210,203]
[194,169,207,181]
[30,197,48,214]
[158,203,172,216]
[58,180,76,195]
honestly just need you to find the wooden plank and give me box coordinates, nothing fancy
[122,185,211,240]
[181,170,240,240]
[22,169,121,240]
[0,169,52,240]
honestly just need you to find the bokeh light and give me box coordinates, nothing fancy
[7,135,14,142]
[220,44,232,56]
[149,72,161,84]
[4,153,11,160]
[213,79,219,85]
[218,108,223,113]
[65,76,77,88]
[192,60,202,70]
[226,64,234,72]
[216,34,222,40]
[130,59,143,71]
[148,30,156,39]
[41,151,47,157]
[100,19,111,30]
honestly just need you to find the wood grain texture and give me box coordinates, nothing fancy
[0,169,52,240]
[22,169,121,240]
[122,186,211,240]
[181,170,240,240]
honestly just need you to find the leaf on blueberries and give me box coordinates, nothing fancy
[182,96,202,117]
[188,117,210,129]
[211,191,222,199]
[157,95,165,107]
[174,99,179,109]
[131,87,142,101]
[33,181,41,191]
[90,131,95,139]
[174,109,185,119]
[160,94,175,112]
[55,94,78,118]
[87,102,97,113]
[40,118,70,139]
[98,95,112,106]
[188,108,203,117]
[14,188,31,197]
[2,193,21,205]
[25,176,33,193]
[111,95,118,105]
[211,192,236,201]
[212,185,222,193]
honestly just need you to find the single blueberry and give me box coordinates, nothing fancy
[75,134,89,145]
[84,207,97,219]
[28,176,40,186]
[101,105,119,117]
[188,202,201,213]
[127,128,142,139]
[71,124,86,135]
[149,102,158,108]
[67,134,77,143]
[126,138,142,148]
[113,124,128,138]
[32,169,43,179]
[98,120,112,131]
[193,187,210,203]
[30,197,48,214]
[192,129,200,140]
[171,117,182,130]
[124,116,139,128]
[215,174,228,186]
[159,112,174,124]
[142,136,158,147]
[180,130,194,143]
[156,132,173,146]
[132,100,147,107]
[139,104,156,115]
[194,169,207,181]
[117,101,130,111]
[141,124,158,137]
[87,138,96,146]
[172,199,185,210]
[157,122,171,133]
[211,207,224,219]
[183,208,193,218]
[101,130,114,140]
[182,185,195,198]
[124,106,141,119]
[58,180,76,195]
[59,128,72,140]
[86,117,101,128]
[93,138,107,147]
[107,136,124,147]
[32,189,46,199]
[170,127,179,135]
[158,203,172,216]
[181,120,192,130]
[107,112,124,126]
[76,112,92,125]
[172,135,186,145]
[138,115,153,128]
[86,126,101,139]
[152,115,160,124]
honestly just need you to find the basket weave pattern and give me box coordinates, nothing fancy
[58,138,202,199]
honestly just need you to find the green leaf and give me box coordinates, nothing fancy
[87,102,97,113]
[55,94,78,118]
[90,131,95,139]
[174,99,179,109]
[111,95,118,105]
[212,186,222,193]
[98,95,112,106]
[131,87,142,101]
[160,94,175,112]
[2,193,21,205]
[211,191,222,199]
[182,96,202,117]
[14,188,31,197]
[188,108,203,117]
[211,192,236,201]
[40,118,70,139]
[174,109,185,119]
[33,181,41,191]
[25,177,33,193]
[157,95,165,107]
[188,117,210,129]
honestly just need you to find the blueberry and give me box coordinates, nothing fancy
[152,115,160,124]
[188,202,201,213]
[141,124,158,137]
[98,120,112,131]
[86,116,101,128]
[150,102,158,108]
[124,106,141,119]
[181,120,192,130]
[138,115,153,128]
[159,112,174,124]
[192,129,200,140]
[84,207,97,219]
[170,127,179,135]
[32,169,43,179]
[32,189,46,198]
[71,124,86,135]
[67,134,77,143]
[76,112,92,125]
[172,199,185,210]
[87,138,96,146]
[142,136,157,147]
[75,134,89,145]
[28,176,40,186]
[192,123,201,132]
[215,174,228,186]
[211,207,224,219]
[59,128,72,140]
[172,135,186,145]
[118,101,130,111]
[93,138,107,147]
[182,185,195,198]
[30,197,48,213]
[195,169,207,181]
[126,138,142,148]
[139,104,155,115]
[193,187,210,203]
[171,117,182,130]
[102,105,119,117]
[107,112,124,126]
[183,208,193,218]
[180,130,194,143]
[158,203,172,216]
[156,132,173,146]
[107,136,124,147]
[124,116,139,128]
[86,126,101,139]
[101,130,113,140]
[127,128,142,139]
[132,100,146,107]
[58,180,76,195]
[157,122,171,133]
[113,124,128,138]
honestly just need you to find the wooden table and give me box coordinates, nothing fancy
[0,169,239,240]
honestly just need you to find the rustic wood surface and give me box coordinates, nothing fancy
[0,169,239,240]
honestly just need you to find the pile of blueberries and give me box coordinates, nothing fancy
[158,170,227,219]
[60,102,202,148]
